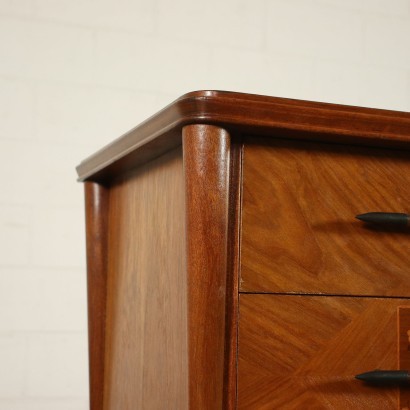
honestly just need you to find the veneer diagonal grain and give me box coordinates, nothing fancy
[241,139,410,296]
[238,294,406,409]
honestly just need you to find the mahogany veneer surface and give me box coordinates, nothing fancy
[241,138,410,296]
[103,148,188,409]
[238,294,408,409]
[398,307,410,409]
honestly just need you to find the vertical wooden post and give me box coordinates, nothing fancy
[84,182,109,410]
[183,124,233,409]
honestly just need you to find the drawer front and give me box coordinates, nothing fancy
[238,294,409,409]
[241,139,410,296]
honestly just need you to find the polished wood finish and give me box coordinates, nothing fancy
[238,294,409,409]
[398,307,410,409]
[241,139,410,296]
[78,91,410,409]
[183,124,234,409]
[103,149,188,409]
[84,182,109,410]
[224,141,242,409]
[76,91,410,182]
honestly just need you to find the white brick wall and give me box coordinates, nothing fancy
[0,268,87,331]
[0,335,26,398]
[0,0,409,408]
[267,2,363,61]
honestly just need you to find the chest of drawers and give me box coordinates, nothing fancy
[77,91,410,409]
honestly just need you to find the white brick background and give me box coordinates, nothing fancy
[0,0,409,408]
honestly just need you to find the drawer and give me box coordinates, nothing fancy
[238,294,410,409]
[241,139,410,296]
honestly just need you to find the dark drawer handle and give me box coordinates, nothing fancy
[356,369,410,385]
[356,212,410,227]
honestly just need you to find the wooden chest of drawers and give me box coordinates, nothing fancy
[77,91,410,409]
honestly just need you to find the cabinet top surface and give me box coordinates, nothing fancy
[76,90,410,182]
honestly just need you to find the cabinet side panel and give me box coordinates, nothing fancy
[103,148,188,409]
[84,182,109,410]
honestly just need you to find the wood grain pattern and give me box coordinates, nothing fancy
[238,294,409,409]
[78,92,410,410]
[241,138,410,296]
[76,91,410,182]
[398,307,410,409]
[84,182,109,410]
[224,141,242,410]
[103,148,188,409]
[183,124,233,409]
